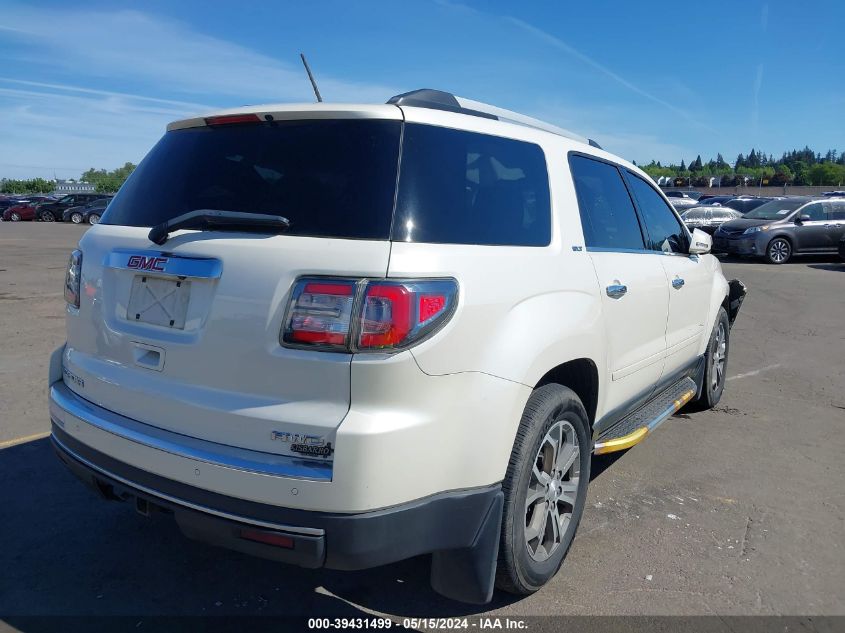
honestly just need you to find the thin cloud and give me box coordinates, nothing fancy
[0,78,212,111]
[506,17,716,133]
[0,4,400,178]
[0,5,397,104]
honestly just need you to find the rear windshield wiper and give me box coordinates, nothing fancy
[148,209,291,245]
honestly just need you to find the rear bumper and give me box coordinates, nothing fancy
[52,423,502,574]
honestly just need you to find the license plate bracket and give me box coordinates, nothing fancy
[127,275,191,329]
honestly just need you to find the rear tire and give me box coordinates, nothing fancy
[693,307,730,410]
[70,212,83,224]
[495,384,591,595]
[88,214,100,225]
[765,237,791,264]
[40,211,55,222]
[10,212,21,222]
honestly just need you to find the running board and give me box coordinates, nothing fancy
[593,377,697,455]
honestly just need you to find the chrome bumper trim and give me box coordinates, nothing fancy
[49,381,332,482]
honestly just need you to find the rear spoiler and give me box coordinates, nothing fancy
[728,279,747,326]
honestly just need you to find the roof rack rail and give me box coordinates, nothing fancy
[387,89,600,148]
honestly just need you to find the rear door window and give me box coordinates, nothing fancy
[393,124,551,245]
[569,155,645,250]
[103,119,402,240]
[625,172,689,254]
[827,200,845,220]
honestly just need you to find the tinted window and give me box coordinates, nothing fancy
[104,119,402,240]
[393,124,550,245]
[800,202,825,221]
[745,198,808,219]
[626,172,689,254]
[569,155,644,250]
[827,201,845,220]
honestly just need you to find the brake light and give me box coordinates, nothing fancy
[64,249,82,308]
[204,113,262,126]
[282,278,458,352]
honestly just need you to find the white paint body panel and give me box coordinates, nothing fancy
[53,102,732,514]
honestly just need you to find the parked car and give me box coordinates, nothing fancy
[714,197,845,263]
[822,191,845,198]
[664,190,703,200]
[681,206,743,235]
[50,89,745,604]
[0,196,27,212]
[63,197,112,225]
[698,195,735,207]
[1,196,53,221]
[722,197,775,215]
[36,193,108,222]
[668,196,699,211]
[2,201,38,221]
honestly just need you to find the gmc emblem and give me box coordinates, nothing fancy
[127,255,168,272]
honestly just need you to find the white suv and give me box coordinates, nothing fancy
[50,89,746,604]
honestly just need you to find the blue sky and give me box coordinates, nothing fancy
[0,0,842,179]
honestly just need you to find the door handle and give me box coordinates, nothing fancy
[672,277,685,289]
[606,283,627,299]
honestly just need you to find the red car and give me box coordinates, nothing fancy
[2,202,38,221]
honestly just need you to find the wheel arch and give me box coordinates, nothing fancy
[766,232,794,250]
[698,265,730,356]
[534,358,599,427]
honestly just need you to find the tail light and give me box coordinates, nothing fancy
[282,277,458,352]
[64,249,82,308]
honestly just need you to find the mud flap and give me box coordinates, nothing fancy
[429,489,503,604]
[728,279,747,326]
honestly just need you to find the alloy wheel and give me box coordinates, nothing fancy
[769,239,790,263]
[525,419,580,562]
[71,213,83,224]
[41,212,54,222]
[11,212,21,221]
[88,214,100,225]
[711,322,727,391]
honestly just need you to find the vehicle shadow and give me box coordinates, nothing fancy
[717,253,842,266]
[807,263,845,272]
[1,438,529,626]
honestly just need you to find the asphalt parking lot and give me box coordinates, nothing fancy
[1,222,843,622]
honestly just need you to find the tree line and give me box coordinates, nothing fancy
[639,147,845,187]
[1,163,137,195]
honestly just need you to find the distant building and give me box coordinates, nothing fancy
[53,179,96,194]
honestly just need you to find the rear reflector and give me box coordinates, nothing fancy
[204,113,262,126]
[239,528,295,549]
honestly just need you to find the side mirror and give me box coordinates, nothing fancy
[689,228,712,255]
[795,214,811,224]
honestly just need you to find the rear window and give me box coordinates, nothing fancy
[393,124,551,246]
[104,119,551,246]
[103,119,402,240]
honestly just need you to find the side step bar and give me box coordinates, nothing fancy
[594,377,697,455]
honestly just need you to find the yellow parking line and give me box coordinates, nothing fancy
[0,431,50,449]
